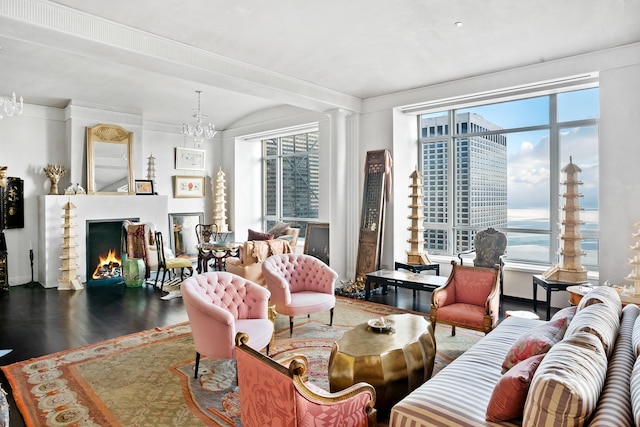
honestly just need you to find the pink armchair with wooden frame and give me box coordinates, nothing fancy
[430,260,501,336]
[181,272,274,378]
[235,332,377,427]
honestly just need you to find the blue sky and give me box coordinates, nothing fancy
[458,88,599,210]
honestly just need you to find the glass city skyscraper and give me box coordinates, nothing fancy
[421,113,507,253]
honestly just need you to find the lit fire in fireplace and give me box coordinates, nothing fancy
[92,248,122,280]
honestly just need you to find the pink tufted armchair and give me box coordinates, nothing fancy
[181,272,274,378]
[430,260,501,336]
[262,253,337,337]
[235,332,377,427]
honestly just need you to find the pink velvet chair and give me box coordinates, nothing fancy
[430,260,500,336]
[181,272,274,378]
[262,253,337,337]
[235,332,377,427]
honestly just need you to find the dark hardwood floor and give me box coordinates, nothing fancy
[0,279,553,427]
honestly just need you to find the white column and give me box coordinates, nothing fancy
[323,108,355,281]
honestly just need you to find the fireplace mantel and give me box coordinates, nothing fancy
[38,195,168,288]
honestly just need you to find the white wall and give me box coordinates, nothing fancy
[2,44,640,312]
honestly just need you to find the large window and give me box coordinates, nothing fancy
[263,130,320,237]
[419,87,599,267]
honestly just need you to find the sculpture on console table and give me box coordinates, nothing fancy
[625,221,640,294]
[406,169,432,266]
[542,157,588,283]
[43,164,67,195]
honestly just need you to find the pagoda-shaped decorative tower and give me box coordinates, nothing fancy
[58,201,83,290]
[543,157,588,283]
[406,170,431,265]
[213,167,229,233]
[625,222,640,294]
[146,153,156,188]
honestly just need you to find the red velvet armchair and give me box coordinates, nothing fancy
[235,332,377,427]
[430,260,501,336]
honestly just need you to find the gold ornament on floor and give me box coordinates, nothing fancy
[339,277,365,294]
[43,164,67,195]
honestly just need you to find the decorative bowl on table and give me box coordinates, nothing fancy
[367,317,395,333]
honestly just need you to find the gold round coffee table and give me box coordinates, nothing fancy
[328,313,435,413]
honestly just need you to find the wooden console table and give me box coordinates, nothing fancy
[533,275,588,320]
[394,261,440,276]
[365,269,447,310]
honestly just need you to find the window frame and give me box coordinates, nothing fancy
[417,83,600,268]
[261,125,320,236]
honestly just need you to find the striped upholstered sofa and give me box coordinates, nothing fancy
[390,286,640,426]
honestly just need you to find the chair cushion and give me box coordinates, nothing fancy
[433,303,486,330]
[248,229,274,241]
[502,316,568,374]
[451,267,497,306]
[165,258,193,269]
[486,353,545,422]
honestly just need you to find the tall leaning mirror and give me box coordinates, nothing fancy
[86,124,134,195]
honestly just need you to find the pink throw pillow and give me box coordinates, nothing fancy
[247,229,274,241]
[501,316,568,374]
[487,354,545,422]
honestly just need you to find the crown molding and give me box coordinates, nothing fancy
[0,0,362,114]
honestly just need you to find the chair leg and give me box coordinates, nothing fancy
[160,269,169,291]
[329,307,334,326]
[154,267,161,288]
[266,343,270,356]
[451,325,456,337]
[289,316,294,337]
[194,352,201,379]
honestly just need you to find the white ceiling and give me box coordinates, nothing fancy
[0,0,638,130]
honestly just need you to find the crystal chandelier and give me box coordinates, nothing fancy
[0,92,23,119]
[181,90,216,147]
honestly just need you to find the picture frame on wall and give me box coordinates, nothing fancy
[134,179,154,195]
[173,175,206,198]
[304,222,330,266]
[175,147,206,171]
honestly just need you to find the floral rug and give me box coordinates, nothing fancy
[2,297,483,426]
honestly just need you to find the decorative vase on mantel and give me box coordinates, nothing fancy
[43,164,67,195]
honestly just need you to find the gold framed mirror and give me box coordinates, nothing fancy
[86,124,134,195]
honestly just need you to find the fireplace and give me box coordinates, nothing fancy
[39,195,169,288]
[86,218,138,285]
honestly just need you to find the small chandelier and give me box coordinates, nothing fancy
[0,92,23,119]
[181,90,216,147]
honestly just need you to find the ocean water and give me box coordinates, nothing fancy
[506,208,599,265]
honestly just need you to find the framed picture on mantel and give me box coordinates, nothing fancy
[173,175,205,198]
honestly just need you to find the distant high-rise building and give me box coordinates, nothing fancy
[421,113,507,252]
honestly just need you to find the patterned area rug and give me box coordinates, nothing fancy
[2,297,483,426]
